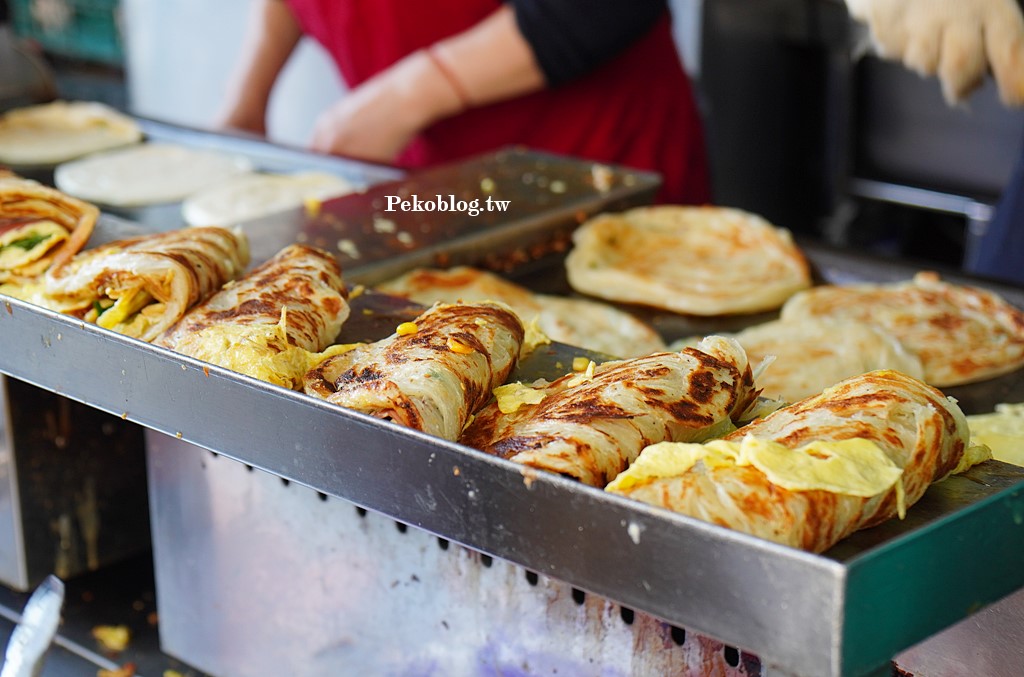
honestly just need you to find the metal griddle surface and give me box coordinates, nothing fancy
[2,147,1024,676]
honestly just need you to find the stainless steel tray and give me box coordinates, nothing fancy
[2,238,1023,677]
[232,146,661,281]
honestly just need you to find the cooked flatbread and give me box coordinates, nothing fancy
[376,266,665,358]
[679,318,924,403]
[54,143,253,207]
[0,101,142,165]
[182,172,355,226]
[565,206,811,316]
[0,176,97,285]
[459,336,759,487]
[609,370,969,552]
[155,244,349,389]
[33,226,250,342]
[304,302,524,441]
[780,271,1024,387]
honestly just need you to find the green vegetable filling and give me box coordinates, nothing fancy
[0,233,52,252]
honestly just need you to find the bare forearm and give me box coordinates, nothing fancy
[309,4,546,160]
[219,0,303,132]
[429,4,546,109]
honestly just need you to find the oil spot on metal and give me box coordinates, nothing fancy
[627,521,645,545]
[519,466,539,489]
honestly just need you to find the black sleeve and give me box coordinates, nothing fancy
[511,0,669,86]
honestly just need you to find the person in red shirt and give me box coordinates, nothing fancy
[218,0,710,205]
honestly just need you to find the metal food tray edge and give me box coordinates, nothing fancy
[1,285,1023,677]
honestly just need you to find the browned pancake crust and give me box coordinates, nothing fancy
[0,176,97,280]
[781,272,1024,386]
[305,302,525,440]
[460,338,758,487]
[612,370,968,552]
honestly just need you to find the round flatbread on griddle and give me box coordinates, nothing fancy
[780,271,1024,387]
[182,171,355,227]
[54,143,253,207]
[376,266,665,358]
[0,101,142,166]
[679,317,924,403]
[564,205,811,316]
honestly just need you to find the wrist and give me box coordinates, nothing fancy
[387,49,467,131]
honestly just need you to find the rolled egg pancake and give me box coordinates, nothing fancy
[0,176,98,285]
[304,302,524,441]
[155,244,350,389]
[607,370,972,553]
[459,336,759,487]
[35,226,250,342]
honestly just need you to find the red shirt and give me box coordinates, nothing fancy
[286,0,710,204]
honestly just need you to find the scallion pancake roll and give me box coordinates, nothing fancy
[459,336,759,487]
[0,176,98,285]
[155,244,350,389]
[607,370,974,553]
[34,226,249,342]
[304,302,525,441]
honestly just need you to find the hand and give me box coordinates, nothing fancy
[309,51,462,163]
[217,106,267,137]
[846,0,1024,105]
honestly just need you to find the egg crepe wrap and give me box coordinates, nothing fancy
[155,244,350,389]
[0,176,98,285]
[29,226,249,342]
[303,302,525,441]
[459,336,759,487]
[608,370,970,553]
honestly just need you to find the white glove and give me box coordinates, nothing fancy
[846,0,1024,105]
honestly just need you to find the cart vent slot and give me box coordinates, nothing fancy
[355,506,367,518]
[480,554,493,568]
[316,491,328,502]
[525,570,539,586]
[670,626,686,645]
[724,646,740,667]
[437,537,449,550]
[395,521,408,533]
[244,464,254,472]
[620,606,634,625]
[280,477,290,487]
[571,588,585,605]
